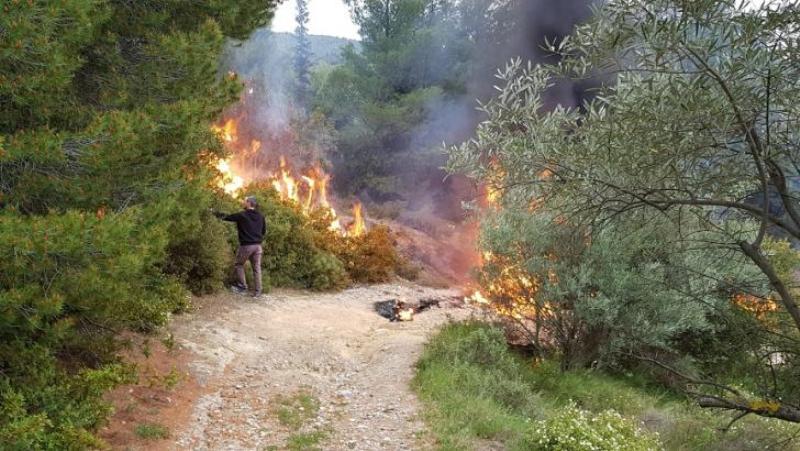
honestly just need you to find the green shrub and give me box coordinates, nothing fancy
[163,206,233,296]
[0,210,180,447]
[307,251,349,291]
[523,403,663,451]
[415,322,800,451]
[414,322,546,448]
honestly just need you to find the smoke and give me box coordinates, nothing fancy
[221,2,596,209]
[472,0,596,104]
[398,0,596,221]
[220,30,333,181]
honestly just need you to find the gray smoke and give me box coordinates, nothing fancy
[220,2,596,218]
[400,0,596,220]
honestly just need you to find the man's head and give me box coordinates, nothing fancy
[244,195,258,210]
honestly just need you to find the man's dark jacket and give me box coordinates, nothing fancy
[216,209,266,245]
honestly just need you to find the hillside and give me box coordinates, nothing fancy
[223,30,357,79]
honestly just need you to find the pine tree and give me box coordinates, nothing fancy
[0,1,278,446]
[294,0,312,109]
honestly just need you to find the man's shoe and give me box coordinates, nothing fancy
[251,292,264,300]
[230,285,247,295]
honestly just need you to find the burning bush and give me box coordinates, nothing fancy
[469,208,758,372]
[241,183,405,289]
[328,225,401,284]
[245,183,349,291]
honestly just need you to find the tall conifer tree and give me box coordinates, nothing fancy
[294,0,312,109]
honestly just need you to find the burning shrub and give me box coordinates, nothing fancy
[331,225,401,284]
[471,208,755,372]
[247,184,350,291]
[239,182,405,289]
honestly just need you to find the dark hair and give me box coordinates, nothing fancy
[245,196,258,208]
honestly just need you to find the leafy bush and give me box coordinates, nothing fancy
[415,322,800,451]
[0,210,181,447]
[331,225,400,284]
[414,322,546,449]
[524,403,662,451]
[163,206,234,296]
[473,209,758,372]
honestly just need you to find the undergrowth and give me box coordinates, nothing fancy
[413,321,800,451]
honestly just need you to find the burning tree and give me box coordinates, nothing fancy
[450,0,800,424]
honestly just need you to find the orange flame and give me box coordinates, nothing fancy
[464,252,543,320]
[215,158,245,198]
[348,201,366,237]
[211,119,237,143]
[210,117,367,237]
[732,293,778,320]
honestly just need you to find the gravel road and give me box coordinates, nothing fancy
[159,283,474,450]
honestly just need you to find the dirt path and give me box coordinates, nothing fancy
[108,283,473,450]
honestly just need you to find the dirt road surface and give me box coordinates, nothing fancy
[104,283,474,450]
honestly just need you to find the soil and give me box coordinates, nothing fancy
[100,282,478,450]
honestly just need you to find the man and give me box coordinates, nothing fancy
[214,196,266,297]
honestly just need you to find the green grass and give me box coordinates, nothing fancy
[413,321,800,451]
[270,389,330,450]
[133,422,169,440]
[275,389,321,430]
[286,430,327,451]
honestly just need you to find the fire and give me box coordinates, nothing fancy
[211,119,237,143]
[210,117,367,237]
[465,290,490,305]
[732,293,779,320]
[272,156,299,203]
[348,201,366,236]
[215,158,245,197]
[467,165,558,316]
[465,249,544,320]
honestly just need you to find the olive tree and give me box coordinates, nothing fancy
[449,0,800,422]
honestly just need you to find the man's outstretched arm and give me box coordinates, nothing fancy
[213,210,240,222]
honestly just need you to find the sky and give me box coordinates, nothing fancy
[270,0,775,41]
[271,0,361,40]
